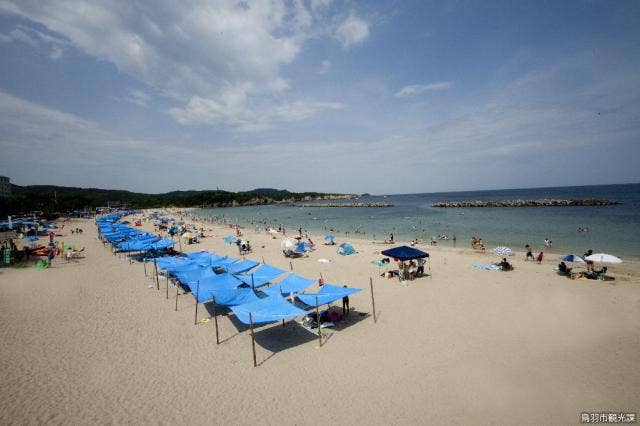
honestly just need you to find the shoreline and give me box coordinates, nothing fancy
[164,209,640,277]
[186,208,640,262]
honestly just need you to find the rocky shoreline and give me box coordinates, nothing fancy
[432,199,621,208]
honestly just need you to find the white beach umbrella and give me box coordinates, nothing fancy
[280,238,298,251]
[268,228,279,234]
[493,246,514,256]
[585,253,622,264]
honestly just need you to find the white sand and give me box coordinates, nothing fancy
[0,215,638,425]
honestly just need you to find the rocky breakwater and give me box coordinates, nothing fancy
[294,202,393,208]
[432,199,621,208]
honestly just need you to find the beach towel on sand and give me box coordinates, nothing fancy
[472,263,500,271]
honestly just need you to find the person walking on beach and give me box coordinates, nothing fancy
[584,249,594,272]
[342,285,350,316]
[525,245,534,261]
[417,257,426,276]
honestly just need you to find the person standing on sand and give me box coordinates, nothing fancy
[525,245,534,261]
[389,233,393,243]
[537,251,544,264]
[342,285,350,316]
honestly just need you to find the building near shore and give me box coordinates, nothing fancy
[0,176,11,197]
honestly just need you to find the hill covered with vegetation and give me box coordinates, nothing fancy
[0,184,351,216]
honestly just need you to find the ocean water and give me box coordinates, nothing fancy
[194,184,640,259]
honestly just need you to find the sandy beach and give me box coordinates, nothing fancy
[1,213,638,425]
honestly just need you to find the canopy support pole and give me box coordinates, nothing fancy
[289,261,293,271]
[249,312,257,367]
[166,273,169,299]
[370,277,377,323]
[261,256,265,264]
[212,297,219,344]
[143,259,147,276]
[154,259,159,290]
[178,236,182,252]
[175,282,179,311]
[194,280,200,325]
[316,296,322,347]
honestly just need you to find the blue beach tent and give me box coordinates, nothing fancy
[380,245,429,261]
[223,235,239,245]
[338,243,356,256]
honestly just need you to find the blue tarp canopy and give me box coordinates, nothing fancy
[297,283,362,307]
[269,273,316,295]
[174,267,215,284]
[185,251,210,259]
[155,257,192,269]
[210,257,239,268]
[338,243,356,256]
[234,263,286,288]
[188,273,243,293]
[324,235,334,242]
[199,286,261,306]
[230,296,308,325]
[380,245,429,261]
[225,259,260,274]
[147,239,175,250]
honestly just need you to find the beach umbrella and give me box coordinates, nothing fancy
[281,238,298,251]
[560,254,585,263]
[324,235,334,242]
[585,253,622,264]
[493,246,514,256]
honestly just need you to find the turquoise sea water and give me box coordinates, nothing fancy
[194,184,640,259]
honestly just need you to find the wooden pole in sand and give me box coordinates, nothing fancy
[143,258,147,276]
[154,259,160,290]
[289,261,293,271]
[194,280,200,325]
[175,282,179,311]
[166,272,169,299]
[249,312,257,367]
[316,296,322,347]
[212,297,219,344]
[370,277,377,323]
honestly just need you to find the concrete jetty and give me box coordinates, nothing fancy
[432,199,620,208]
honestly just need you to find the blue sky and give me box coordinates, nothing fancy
[0,0,638,194]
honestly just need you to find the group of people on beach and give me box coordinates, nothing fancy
[397,258,427,281]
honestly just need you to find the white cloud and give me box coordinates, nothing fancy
[0,25,68,59]
[395,81,454,97]
[125,89,151,107]
[335,13,369,49]
[169,92,344,132]
[0,0,348,129]
[318,59,331,74]
[311,0,333,11]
